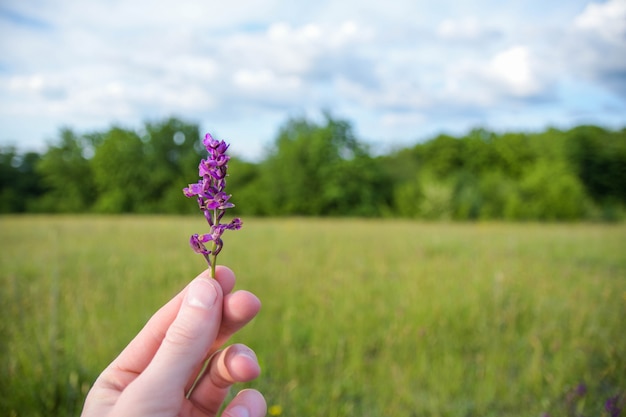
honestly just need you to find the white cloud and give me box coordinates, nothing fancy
[574,0,626,43]
[0,0,624,160]
[568,0,626,96]
[437,17,500,42]
[8,74,45,93]
[487,46,543,97]
[235,69,300,91]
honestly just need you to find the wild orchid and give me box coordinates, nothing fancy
[183,133,242,278]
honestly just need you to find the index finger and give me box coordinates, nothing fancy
[106,266,236,378]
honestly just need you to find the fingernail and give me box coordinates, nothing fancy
[186,278,218,310]
[229,405,249,417]
[238,348,257,361]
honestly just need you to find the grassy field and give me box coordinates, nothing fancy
[1,216,624,416]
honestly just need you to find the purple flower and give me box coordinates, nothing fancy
[206,192,234,210]
[606,395,623,417]
[183,133,242,276]
[183,182,203,198]
[190,234,209,254]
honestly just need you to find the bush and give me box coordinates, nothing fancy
[505,161,589,220]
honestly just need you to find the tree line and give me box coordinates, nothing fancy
[1,115,625,221]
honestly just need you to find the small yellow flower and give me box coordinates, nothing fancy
[268,404,283,416]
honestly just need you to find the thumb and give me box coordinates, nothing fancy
[139,276,223,393]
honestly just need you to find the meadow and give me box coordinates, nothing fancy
[1,216,624,417]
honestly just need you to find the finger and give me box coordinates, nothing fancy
[106,269,212,378]
[187,344,261,415]
[184,290,262,399]
[125,277,223,405]
[221,389,267,417]
[109,276,224,415]
[107,266,237,379]
[211,290,261,351]
[150,276,222,382]
[214,265,236,295]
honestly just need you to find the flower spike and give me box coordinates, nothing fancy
[183,134,242,277]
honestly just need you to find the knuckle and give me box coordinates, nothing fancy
[164,318,202,348]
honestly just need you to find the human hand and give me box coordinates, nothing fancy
[81,266,266,417]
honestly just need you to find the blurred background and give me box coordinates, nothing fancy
[1,0,625,219]
[1,1,626,417]
[1,0,625,160]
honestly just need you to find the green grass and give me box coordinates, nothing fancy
[1,216,625,416]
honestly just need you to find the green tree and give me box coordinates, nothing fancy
[451,171,482,220]
[491,132,536,178]
[0,147,20,212]
[386,126,606,220]
[505,160,588,220]
[567,126,626,205]
[4,114,623,219]
[227,157,266,216]
[477,170,517,219]
[90,118,202,213]
[91,127,146,213]
[414,133,464,178]
[141,118,202,213]
[392,172,454,220]
[36,129,95,212]
[259,114,390,216]
[0,147,44,212]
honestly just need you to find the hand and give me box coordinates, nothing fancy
[81,266,266,417]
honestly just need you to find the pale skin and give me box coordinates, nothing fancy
[81,266,266,417]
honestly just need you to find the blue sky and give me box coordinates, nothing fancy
[0,0,625,160]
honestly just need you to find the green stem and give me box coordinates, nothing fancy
[210,249,217,278]
[187,210,219,399]
[210,208,218,278]
[185,358,210,399]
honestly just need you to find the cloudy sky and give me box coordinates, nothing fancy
[1,0,625,160]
